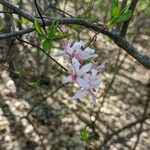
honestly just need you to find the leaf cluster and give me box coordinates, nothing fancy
[108,0,132,28]
[33,20,70,52]
[80,126,90,143]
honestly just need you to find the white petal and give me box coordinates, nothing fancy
[62,76,72,84]
[93,79,101,88]
[71,57,80,73]
[76,77,89,89]
[72,89,87,99]
[67,65,73,73]
[79,63,92,76]
[82,48,95,59]
[72,41,84,50]
[91,69,97,79]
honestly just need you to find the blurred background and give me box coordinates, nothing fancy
[0,0,150,149]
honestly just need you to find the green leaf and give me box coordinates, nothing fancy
[111,0,118,17]
[112,7,120,19]
[51,34,71,41]
[120,4,130,15]
[79,12,99,22]
[32,80,40,90]
[116,10,132,24]
[42,40,52,51]
[80,127,90,143]
[83,58,92,64]
[19,18,29,25]
[48,22,58,38]
[33,20,44,36]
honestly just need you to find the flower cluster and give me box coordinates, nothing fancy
[54,39,105,104]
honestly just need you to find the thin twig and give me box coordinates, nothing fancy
[84,32,99,50]
[45,4,74,18]
[16,38,68,72]
[25,83,66,118]
[34,0,47,33]
[0,0,150,68]
[0,38,15,68]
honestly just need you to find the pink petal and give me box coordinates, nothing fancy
[97,63,105,74]
[74,49,84,63]
[66,39,73,49]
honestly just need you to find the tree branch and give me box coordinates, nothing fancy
[0,0,150,69]
[0,28,35,39]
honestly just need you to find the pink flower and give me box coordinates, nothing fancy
[72,68,104,104]
[53,39,97,64]
[62,57,92,84]
[53,39,105,105]
[63,40,84,61]
[97,63,105,74]
[74,47,98,65]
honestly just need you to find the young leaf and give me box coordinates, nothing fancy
[31,80,40,90]
[120,4,130,15]
[48,22,58,38]
[111,0,118,17]
[51,34,71,41]
[19,18,29,25]
[112,7,120,19]
[42,40,52,51]
[116,10,132,24]
[34,20,44,36]
[80,127,90,143]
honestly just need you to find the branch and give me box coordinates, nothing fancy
[102,115,149,147]
[0,28,35,39]
[0,0,35,21]
[0,0,150,69]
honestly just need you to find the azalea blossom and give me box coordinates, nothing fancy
[73,47,98,65]
[72,68,104,104]
[63,40,84,61]
[53,39,97,64]
[56,39,105,105]
[62,57,92,84]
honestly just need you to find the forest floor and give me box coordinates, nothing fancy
[0,1,150,150]
[0,31,149,150]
